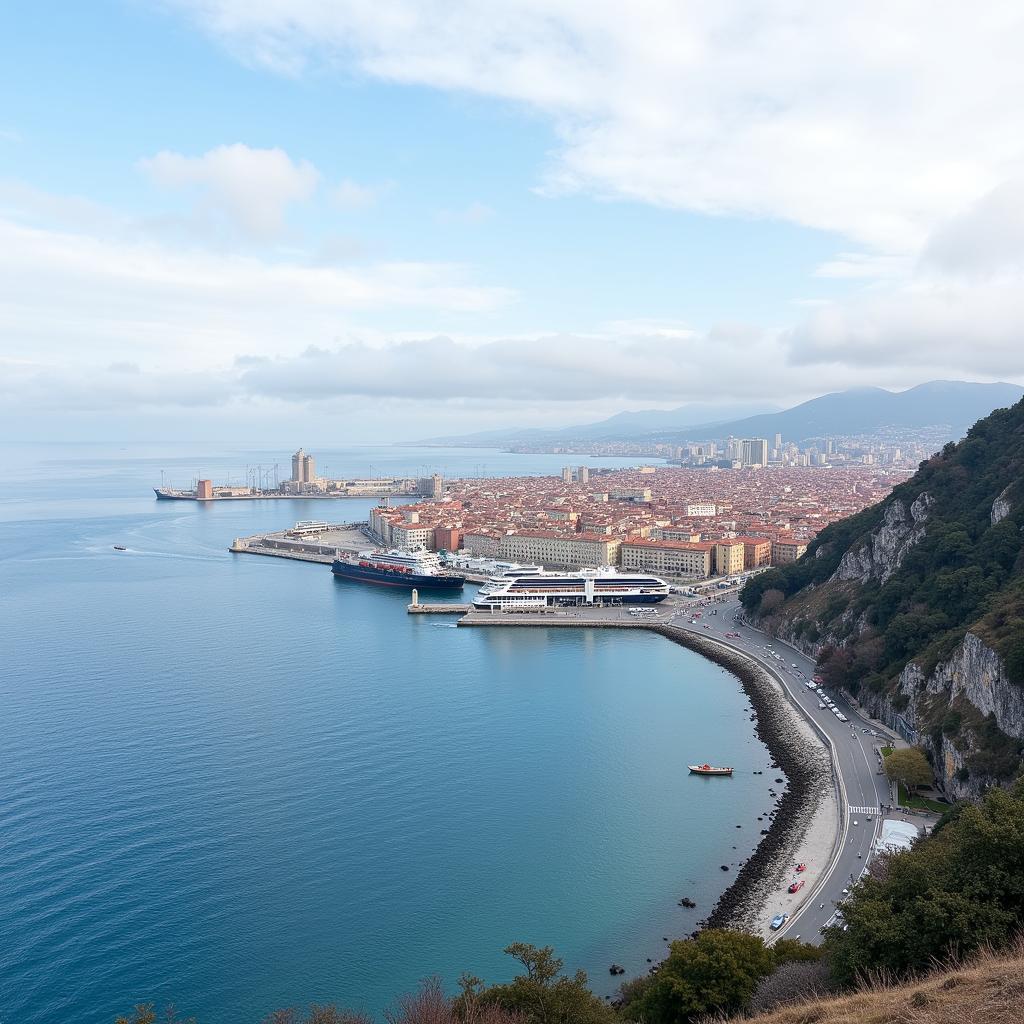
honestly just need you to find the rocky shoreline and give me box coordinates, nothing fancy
[652,624,834,934]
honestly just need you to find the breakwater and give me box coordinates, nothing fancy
[653,626,833,933]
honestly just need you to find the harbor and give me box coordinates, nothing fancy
[230,521,371,563]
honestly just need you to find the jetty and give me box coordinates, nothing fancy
[230,522,369,564]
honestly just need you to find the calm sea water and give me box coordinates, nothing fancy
[0,445,776,1024]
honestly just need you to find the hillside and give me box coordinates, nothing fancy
[740,396,1024,797]
[740,943,1024,1024]
[420,381,1023,447]
[663,380,1024,445]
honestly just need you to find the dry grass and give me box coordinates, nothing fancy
[725,941,1024,1024]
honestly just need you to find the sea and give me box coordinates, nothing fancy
[0,444,778,1024]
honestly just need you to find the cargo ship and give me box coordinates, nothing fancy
[332,549,466,589]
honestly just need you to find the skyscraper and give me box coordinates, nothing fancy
[291,449,315,483]
[740,438,769,467]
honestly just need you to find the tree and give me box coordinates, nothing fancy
[884,747,933,792]
[469,943,615,1024]
[825,781,1024,982]
[758,589,786,616]
[619,929,775,1023]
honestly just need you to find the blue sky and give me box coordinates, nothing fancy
[3,2,1024,441]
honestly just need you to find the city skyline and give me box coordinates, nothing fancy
[4,3,1024,444]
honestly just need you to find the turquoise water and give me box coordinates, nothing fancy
[0,445,775,1023]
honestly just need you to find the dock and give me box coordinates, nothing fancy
[407,603,472,614]
[230,522,369,564]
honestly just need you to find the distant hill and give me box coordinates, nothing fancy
[416,400,777,446]
[421,381,1024,447]
[659,381,1024,444]
[740,394,1024,799]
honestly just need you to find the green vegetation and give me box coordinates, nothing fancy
[883,747,933,792]
[740,396,1024,782]
[825,781,1024,983]
[896,784,949,814]
[617,930,820,1024]
[464,943,615,1024]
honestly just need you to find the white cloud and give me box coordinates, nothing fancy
[139,143,320,238]
[922,178,1024,277]
[167,1,1024,254]
[0,205,514,370]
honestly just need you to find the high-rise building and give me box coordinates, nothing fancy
[774,432,782,449]
[561,466,573,483]
[291,448,315,483]
[740,438,768,467]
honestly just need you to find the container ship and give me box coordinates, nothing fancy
[332,549,466,589]
[473,568,669,610]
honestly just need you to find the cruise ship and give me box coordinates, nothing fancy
[331,549,466,589]
[472,568,669,610]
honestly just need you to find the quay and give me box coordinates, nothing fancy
[230,521,370,564]
[407,604,472,614]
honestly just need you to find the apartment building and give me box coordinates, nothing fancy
[498,531,622,568]
[772,538,809,563]
[734,535,772,569]
[713,540,746,576]
[620,539,713,578]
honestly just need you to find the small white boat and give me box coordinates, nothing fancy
[688,764,734,776]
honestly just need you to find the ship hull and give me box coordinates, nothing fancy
[331,561,465,590]
[154,488,197,500]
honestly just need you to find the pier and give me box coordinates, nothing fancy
[230,522,370,564]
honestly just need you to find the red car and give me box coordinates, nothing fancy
[788,879,805,894]
[796,862,807,873]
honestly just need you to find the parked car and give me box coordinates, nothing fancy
[770,913,789,930]
[788,879,805,894]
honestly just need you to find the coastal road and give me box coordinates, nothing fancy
[667,596,893,943]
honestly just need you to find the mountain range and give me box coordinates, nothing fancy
[420,381,1024,447]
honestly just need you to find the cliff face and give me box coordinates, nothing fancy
[740,397,1024,797]
[832,492,933,585]
[862,633,1024,800]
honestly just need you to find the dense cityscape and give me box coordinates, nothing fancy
[368,460,906,577]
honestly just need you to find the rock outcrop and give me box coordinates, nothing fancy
[991,484,1013,525]
[832,492,933,586]
[861,632,1024,800]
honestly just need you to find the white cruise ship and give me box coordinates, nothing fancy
[472,568,669,610]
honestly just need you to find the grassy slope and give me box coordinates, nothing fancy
[735,943,1024,1024]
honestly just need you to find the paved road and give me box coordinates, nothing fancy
[666,594,895,942]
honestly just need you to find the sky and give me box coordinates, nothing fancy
[3,1,1024,443]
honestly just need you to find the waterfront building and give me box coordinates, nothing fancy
[291,448,316,484]
[734,536,772,569]
[196,479,213,499]
[462,531,502,557]
[713,540,745,576]
[433,526,462,551]
[498,531,621,569]
[620,539,713,578]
